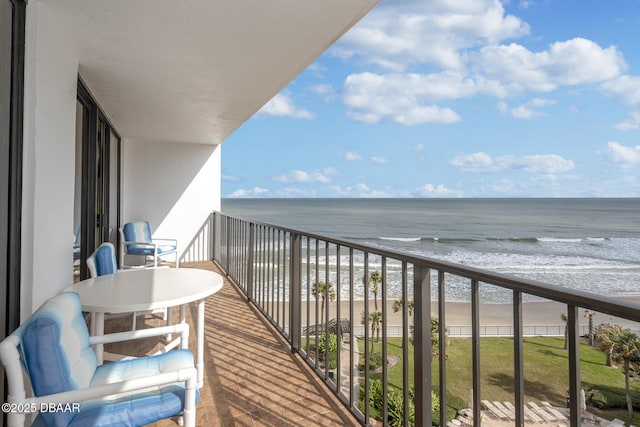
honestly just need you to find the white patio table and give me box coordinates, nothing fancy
[68,268,223,388]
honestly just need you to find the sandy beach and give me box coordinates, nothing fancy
[294,296,640,333]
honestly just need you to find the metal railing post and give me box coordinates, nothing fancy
[471,279,481,426]
[211,212,217,261]
[246,222,255,301]
[438,271,447,427]
[224,216,231,273]
[568,305,581,427]
[413,265,432,427]
[289,232,302,353]
[514,290,525,427]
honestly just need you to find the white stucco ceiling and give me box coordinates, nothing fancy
[52,0,379,145]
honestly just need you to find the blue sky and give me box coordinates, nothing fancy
[222,0,640,198]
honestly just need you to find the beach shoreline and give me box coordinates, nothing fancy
[291,296,640,330]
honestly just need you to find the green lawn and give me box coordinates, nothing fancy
[359,336,640,424]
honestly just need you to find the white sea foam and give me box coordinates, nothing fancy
[379,236,421,242]
[538,237,583,243]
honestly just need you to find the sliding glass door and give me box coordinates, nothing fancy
[75,79,121,279]
[2,0,26,416]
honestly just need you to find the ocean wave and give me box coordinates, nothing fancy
[379,236,484,243]
[341,236,637,245]
[539,237,585,243]
[379,236,421,242]
[486,237,538,243]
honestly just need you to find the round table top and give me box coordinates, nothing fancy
[67,268,223,313]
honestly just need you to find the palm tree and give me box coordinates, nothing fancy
[596,323,626,367]
[369,310,382,353]
[430,317,449,359]
[369,271,382,311]
[393,298,414,344]
[393,298,446,358]
[392,298,414,316]
[610,329,640,419]
[584,310,597,346]
[311,280,336,329]
[561,313,568,350]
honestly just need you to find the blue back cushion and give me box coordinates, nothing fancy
[18,292,97,426]
[92,243,117,276]
[123,221,156,255]
[123,221,152,244]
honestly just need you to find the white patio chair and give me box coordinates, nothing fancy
[120,221,179,269]
[87,242,168,332]
[0,291,197,427]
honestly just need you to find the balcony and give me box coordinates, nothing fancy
[104,213,640,427]
[104,260,358,427]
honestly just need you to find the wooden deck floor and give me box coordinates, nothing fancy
[103,261,358,427]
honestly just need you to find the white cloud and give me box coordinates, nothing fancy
[410,144,425,153]
[310,83,337,101]
[498,98,556,119]
[333,0,529,71]
[227,187,269,198]
[601,75,640,107]
[450,152,495,172]
[451,152,575,173]
[257,93,315,120]
[341,36,623,125]
[605,141,640,168]
[415,183,450,196]
[472,38,626,94]
[615,111,640,130]
[343,72,463,125]
[329,183,394,198]
[371,156,389,164]
[512,155,576,173]
[344,152,362,161]
[272,167,338,184]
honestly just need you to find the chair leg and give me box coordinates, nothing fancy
[166,307,173,341]
[182,374,197,427]
[90,312,97,336]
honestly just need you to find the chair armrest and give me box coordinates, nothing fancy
[89,323,189,346]
[0,335,26,400]
[13,367,197,411]
[122,240,157,248]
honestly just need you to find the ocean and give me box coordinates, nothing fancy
[221,198,640,302]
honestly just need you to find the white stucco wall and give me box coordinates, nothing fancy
[122,140,221,263]
[19,1,223,319]
[22,1,79,318]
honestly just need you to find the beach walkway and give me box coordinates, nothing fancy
[452,402,611,427]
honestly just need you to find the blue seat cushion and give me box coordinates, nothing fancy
[57,349,198,427]
[126,244,176,256]
[32,384,199,427]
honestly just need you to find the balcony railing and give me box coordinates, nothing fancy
[208,211,640,427]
